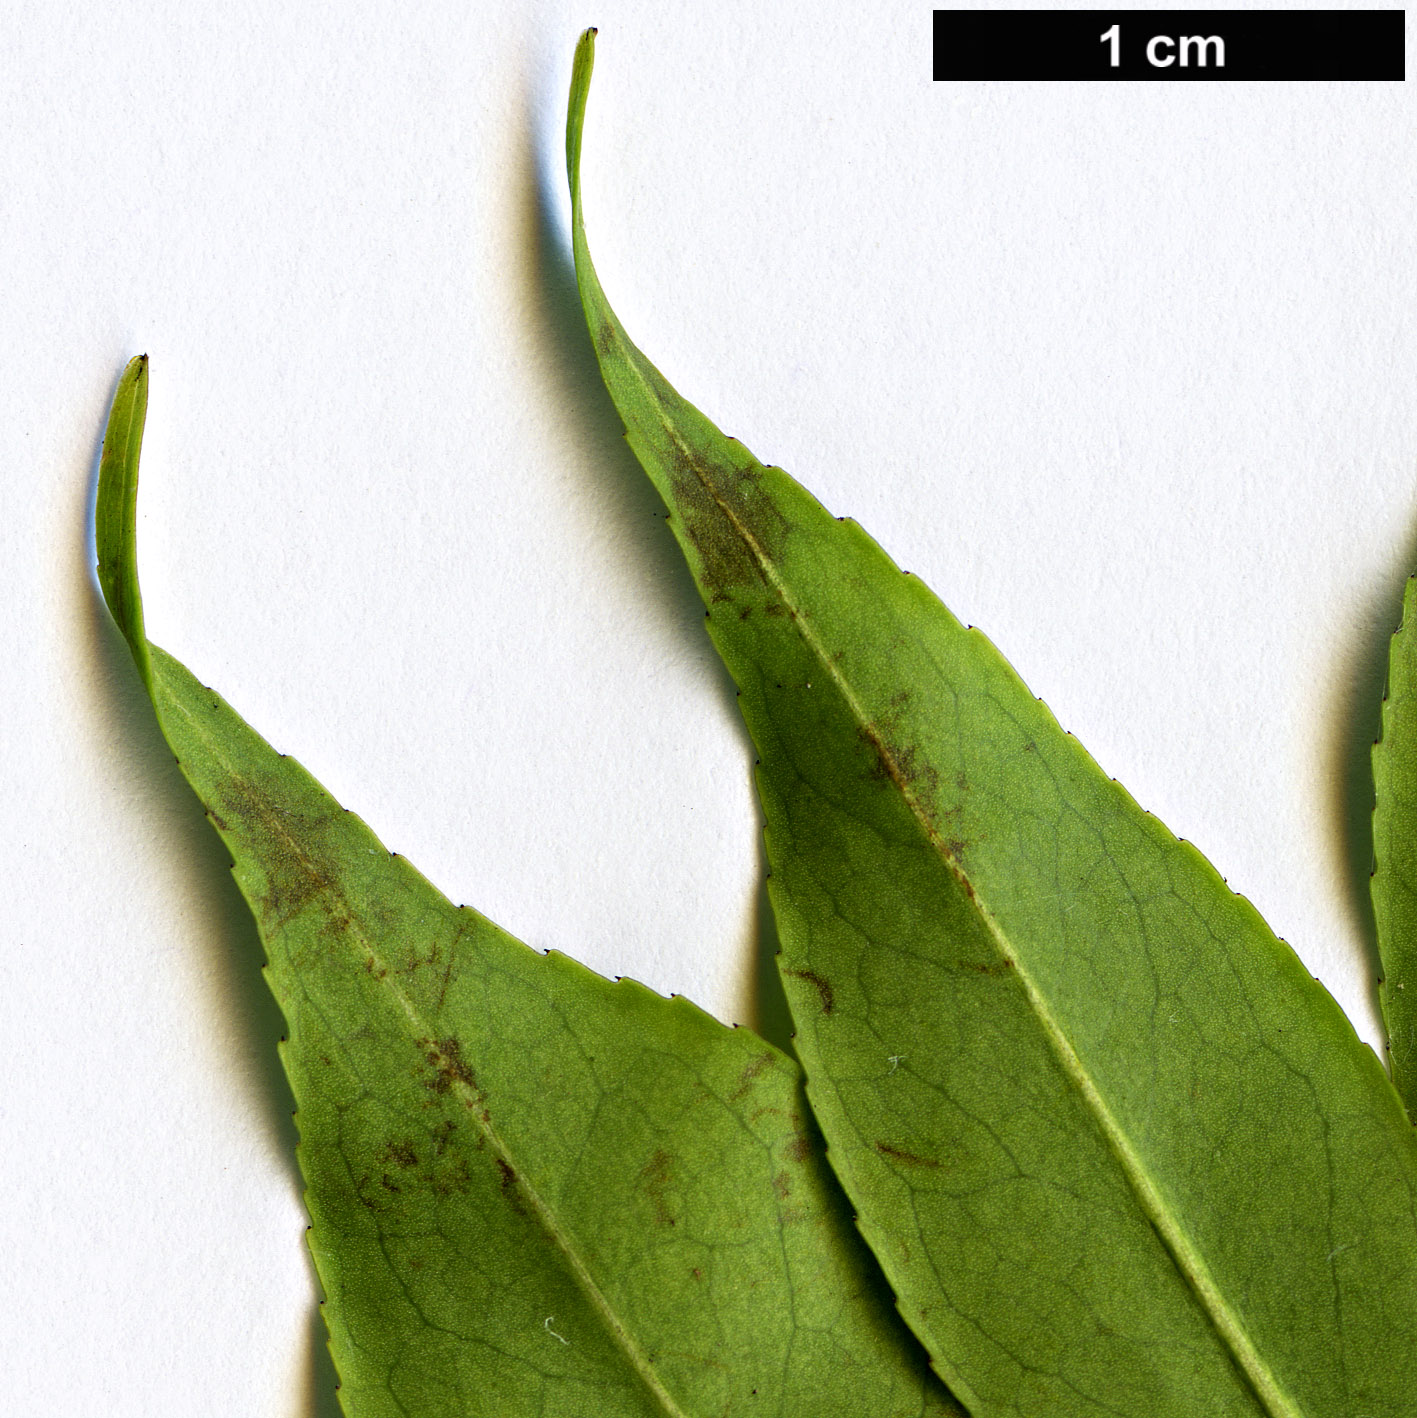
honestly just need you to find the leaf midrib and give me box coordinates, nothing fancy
[603,342,1307,1418]
[155,655,693,1418]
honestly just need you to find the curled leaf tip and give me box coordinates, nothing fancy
[567,29,597,206]
[95,354,153,694]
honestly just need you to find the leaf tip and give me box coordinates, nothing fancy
[95,354,154,693]
[567,28,598,199]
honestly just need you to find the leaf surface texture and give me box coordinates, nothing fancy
[95,356,960,1418]
[567,31,1417,1418]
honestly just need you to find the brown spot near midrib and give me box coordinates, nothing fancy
[959,957,1013,977]
[212,772,348,933]
[422,1037,479,1099]
[661,434,791,604]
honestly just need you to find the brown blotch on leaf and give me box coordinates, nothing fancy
[639,1148,677,1226]
[258,858,340,930]
[875,1141,941,1169]
[214,780,341,928]
[959,957,1014,977]
[856,722,942,806]
[319,909,352,940]
[379,1140,419,1170]
[420,1037,479,1098]
[430,1156,475,1198]
[354,1170,397,1213]
[662,438,791,602]
[784,1134,813,1164]
[772,1171,791,1199]
[783,968,834,1015]
[729,1050,775,1102]
[398,940,441,979]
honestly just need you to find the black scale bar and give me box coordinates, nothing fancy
[933,10,1405,81]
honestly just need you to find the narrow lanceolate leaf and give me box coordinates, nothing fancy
[567,31,1417,1418]
[96,357,961,1418]
[1373,574,1417,1116]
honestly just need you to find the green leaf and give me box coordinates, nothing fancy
[566,30,1417,1418]
[1373,574,1417,1115]
[96,355,960,1417]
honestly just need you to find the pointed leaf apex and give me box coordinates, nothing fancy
[95,354,153,696]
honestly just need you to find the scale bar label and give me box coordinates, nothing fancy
[933,10,1405,81]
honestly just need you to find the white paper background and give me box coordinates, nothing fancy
[3,2,1414,1412]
